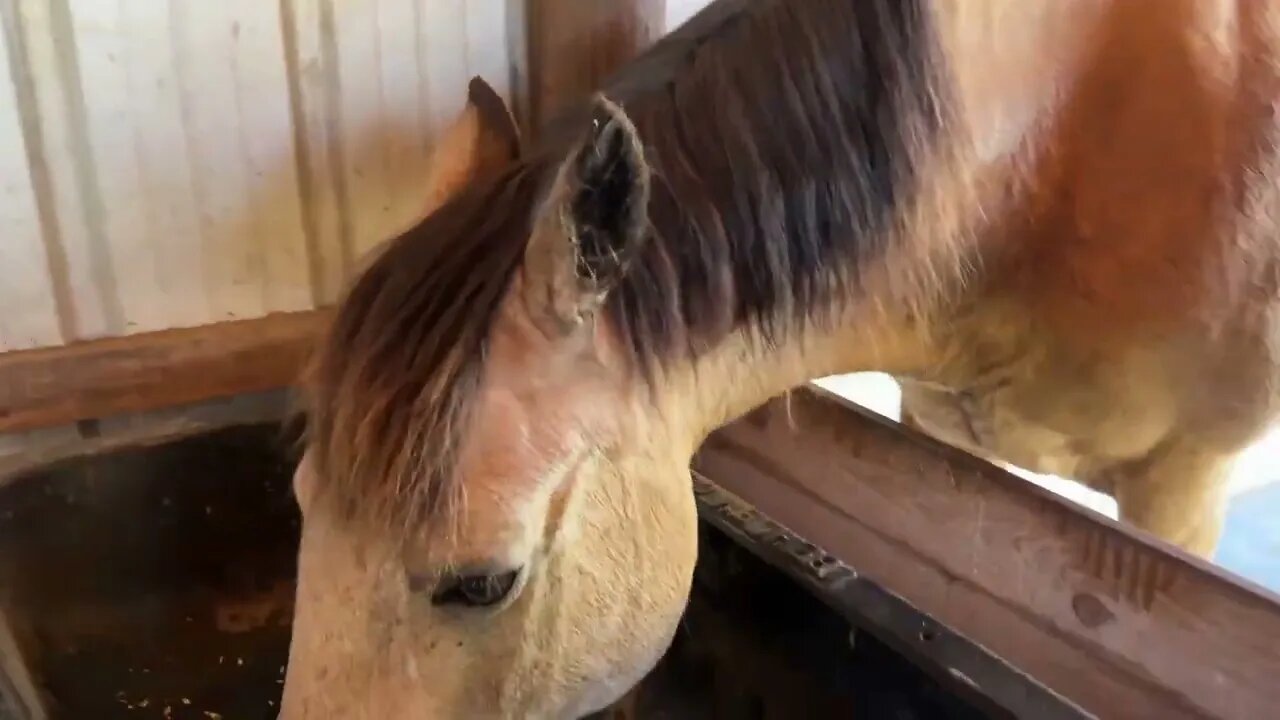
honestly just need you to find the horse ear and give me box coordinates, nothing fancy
[422,76,522,214]
[524,95,651,334]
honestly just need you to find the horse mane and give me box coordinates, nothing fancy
[303,163,548,528]
[303,0,946,529]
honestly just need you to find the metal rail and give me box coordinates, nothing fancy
[693,473,1091,720]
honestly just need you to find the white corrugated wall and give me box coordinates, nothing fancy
[0,0,709,353]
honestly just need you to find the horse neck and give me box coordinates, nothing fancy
[657,129,1001,441]
[636,0,1113,442]
[664,299,934,443]
[658,0,1260,443]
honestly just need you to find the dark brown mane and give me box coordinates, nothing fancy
[608,0,943,368]
[304,0,946,528]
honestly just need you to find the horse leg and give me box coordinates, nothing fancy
[1093,439,1233,559]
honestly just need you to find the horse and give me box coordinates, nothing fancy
[279,0,1280,716]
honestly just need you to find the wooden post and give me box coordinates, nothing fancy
[524,0,667,134]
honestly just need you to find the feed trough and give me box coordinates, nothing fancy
[0,423,1035,719]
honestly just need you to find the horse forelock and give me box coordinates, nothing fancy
[301,162,549,535]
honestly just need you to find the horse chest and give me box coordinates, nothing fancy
[898,334,1180,480]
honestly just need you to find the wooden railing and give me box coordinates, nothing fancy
[695,387,1280,719]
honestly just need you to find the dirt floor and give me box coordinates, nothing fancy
[0,424,991,719]
[0,425,299,719]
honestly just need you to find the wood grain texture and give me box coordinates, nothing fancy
[525,0,667,133]
[694,386,1280,720]
[0,389,291,484]
[0,310,326,433]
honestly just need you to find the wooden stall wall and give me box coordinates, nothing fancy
[0,0,521,352]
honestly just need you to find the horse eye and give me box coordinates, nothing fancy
[431,569,521,608]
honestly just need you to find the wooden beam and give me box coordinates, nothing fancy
[524,0,666,133]
[694,386,1280,720]
[0,311,327,433]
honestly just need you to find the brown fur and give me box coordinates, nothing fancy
[899,0,1280,554]
[281,1,1280,717]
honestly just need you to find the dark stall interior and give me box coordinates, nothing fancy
[0,424,990,719]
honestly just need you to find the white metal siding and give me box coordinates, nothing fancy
[0,0,528,350]
[0,0,709,352]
